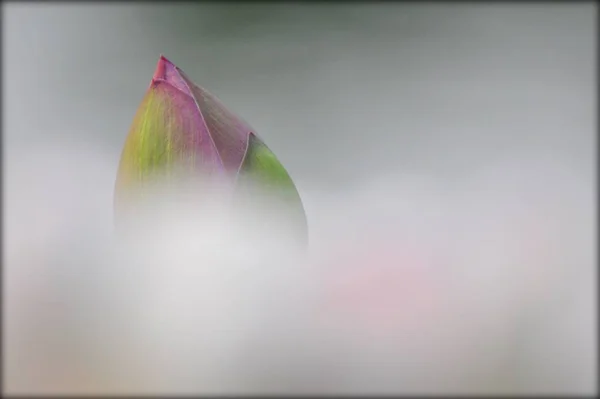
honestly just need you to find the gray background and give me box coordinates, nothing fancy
[3,3,596,395]
[5,3,595,185]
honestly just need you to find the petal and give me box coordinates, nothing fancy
[235,133,308,244]
[179,69,251,171]
[115,81,225,186]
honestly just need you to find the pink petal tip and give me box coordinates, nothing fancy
[151,54,175,85]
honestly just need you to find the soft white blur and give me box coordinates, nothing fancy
[3,139,595,395]
[3,2,596,396]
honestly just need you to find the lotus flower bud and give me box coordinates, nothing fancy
[114,55,307,244]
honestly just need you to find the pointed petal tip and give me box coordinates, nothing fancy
[151,54,178,85]
[151,55,166,82]
[158,54,174,65]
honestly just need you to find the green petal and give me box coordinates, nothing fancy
[236,133,308,245]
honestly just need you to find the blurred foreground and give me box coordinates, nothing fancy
[3,141,595,395]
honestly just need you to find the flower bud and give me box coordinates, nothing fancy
[114,55,307,245]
